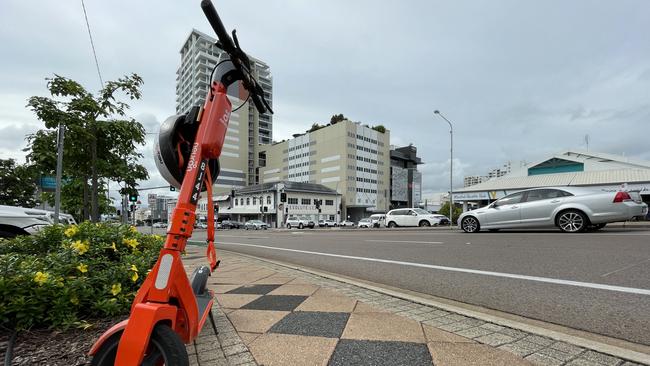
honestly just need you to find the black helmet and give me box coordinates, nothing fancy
[154,106,219,190]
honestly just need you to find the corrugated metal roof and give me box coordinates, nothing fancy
[457,169,650,192]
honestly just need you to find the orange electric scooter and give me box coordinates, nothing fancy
[88,1,272,364]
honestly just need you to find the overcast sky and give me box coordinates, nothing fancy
[1,0,649,204]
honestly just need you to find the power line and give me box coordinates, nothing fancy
[81,0,104,88]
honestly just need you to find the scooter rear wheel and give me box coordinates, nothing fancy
[91,323,189,366]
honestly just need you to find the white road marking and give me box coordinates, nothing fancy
[365,240,443,244]
[215,235,269,239]
[218,241,650,296]
[601,258,650,277]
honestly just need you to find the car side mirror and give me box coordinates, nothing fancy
[411,212,417,216]
[491,202,498,208]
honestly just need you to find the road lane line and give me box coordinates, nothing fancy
[365,240,443,244]
[601,258,650,277]
[217,241,650,296]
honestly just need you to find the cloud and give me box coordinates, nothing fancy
[1,0,649,195]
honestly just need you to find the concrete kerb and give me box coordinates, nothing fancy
[218,249,650,366]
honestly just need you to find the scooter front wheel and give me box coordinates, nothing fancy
[91,323,189,366]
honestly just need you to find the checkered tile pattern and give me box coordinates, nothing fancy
[183,247,641,366]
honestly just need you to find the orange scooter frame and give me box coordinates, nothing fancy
[89,79,232,365]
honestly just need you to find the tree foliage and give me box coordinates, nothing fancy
[25,74,148,222]
[0,159,39,207]
[330,114,346,124]
[307,123,324,133]
[438,202,462,224]
[372,125,386,133]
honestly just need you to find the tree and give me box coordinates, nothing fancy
[372,125,386,133]
[307,123,323,133]
[330,114,346,124]
[438,202,462,224]
[26,74,148,222]
[0,159,39,207]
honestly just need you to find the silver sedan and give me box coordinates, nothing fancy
[458,187,648,233]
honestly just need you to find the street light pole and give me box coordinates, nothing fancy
[434,110,454,228]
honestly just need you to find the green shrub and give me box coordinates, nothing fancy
[0,222,163,331]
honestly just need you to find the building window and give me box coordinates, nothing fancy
[325,200,334,206]
[246,198,250,205]
[301,198,311,205]
[267,196,271,204]
[253,197,257,205]
[288,197,298,204]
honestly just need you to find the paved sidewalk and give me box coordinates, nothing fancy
[182,246,646,366]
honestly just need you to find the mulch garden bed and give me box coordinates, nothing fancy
[0,317,124,366]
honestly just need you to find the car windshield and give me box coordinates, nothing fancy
[413,208,429,214]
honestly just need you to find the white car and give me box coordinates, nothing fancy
[368,214,386,228]
[286,216,314,229]
[458,187,648,233]
[0,205,54,238]
[385,208,442,228]
[357,218,372,228]
[153,222,167,228]
[318,219,338,227]
[338,220,355,227]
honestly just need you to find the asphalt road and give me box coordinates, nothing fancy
[166,226,650,346]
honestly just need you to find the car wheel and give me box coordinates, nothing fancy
[557,210,588,233]
[287,224,291,229]
[461,216,480,233]
[387,221,397,228]
[418,220,431,227]
[298,223,304,229]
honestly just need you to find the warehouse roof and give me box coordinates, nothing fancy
[456,168,650,193]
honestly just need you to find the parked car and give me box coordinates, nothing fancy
[458,187,649,233]
[153,222,167,228]
[286,216,314,229]
[195,222,208,229]
[318,219,338,227]
[220,219,242,229]
[431,214,450,226]
[0,205,54,238]
[368,214,386,228]
[338,219,355,227]
[385,208,442,228]
[357,218,372,228]
[245,220,268,230]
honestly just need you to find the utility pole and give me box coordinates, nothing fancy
[54,123,65,224]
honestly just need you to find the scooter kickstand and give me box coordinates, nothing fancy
[208,309,219,336]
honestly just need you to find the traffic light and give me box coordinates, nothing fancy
[280,192,287,202]
[214,204,219,214]
[170,186,176,192]
[130,204,136,212]
[129,193,138,202]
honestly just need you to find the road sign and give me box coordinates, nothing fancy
[148,193,157,206]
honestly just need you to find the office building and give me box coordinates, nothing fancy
[389,145,423,208]
[176,29,273,191]
[258,120,390,221]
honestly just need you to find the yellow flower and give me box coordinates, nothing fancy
[111,283,122,296]
[130,264,138,272]
[70,295,79,305]
[34,271,49,286]
[110,242,117,252]
[123,238,138,250]
[130,226,138,234]
[131,272,139,282]
[70,240,89,255]
[77,263,88,273]
[64,226,78,238]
